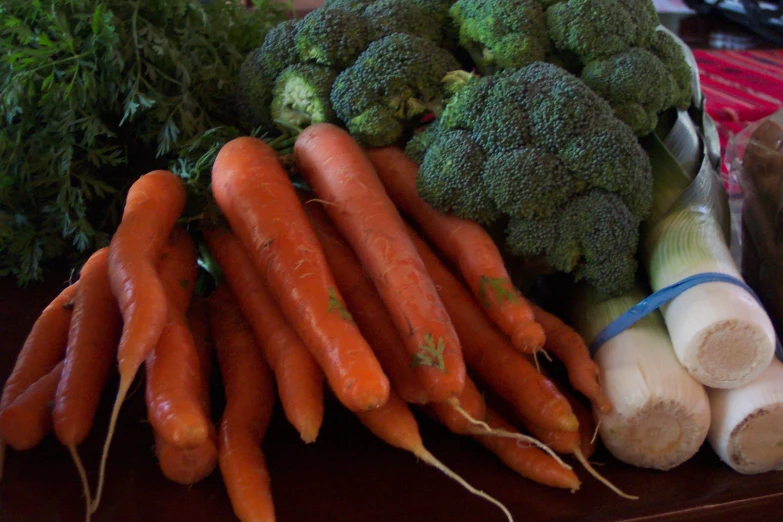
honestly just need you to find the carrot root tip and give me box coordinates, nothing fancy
[573,447,638,500]
[67,444,93,522]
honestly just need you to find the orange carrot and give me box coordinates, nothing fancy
[155,297,218,485]
[0,362,63,451]
[94,169,187,512]
[211,136,389,413]
[366,146,545,354]
[295,124,466,403]
[354,391,513,522]
[1,282,78,413]
[474,410,581,491]
[407,225,578,433]
[301,200,429,405]
[532,304,612,414]
[210,285,276,522]
[425,377,488,435]
[54,248,120,446]
[145,226,208,450]
[203,224,324,443]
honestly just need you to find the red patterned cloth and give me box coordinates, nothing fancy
[693,49,783,157]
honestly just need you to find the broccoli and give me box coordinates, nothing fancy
[546,0,657,64]
[295,8,369,70]
[405,120,441,164]
[361,0,442,43]
[416,130,499,225]
[235,21,301,131]
[413,62,652,297]
[330,33,462,147]
[449,0,551,74]
[271,64,338,131]
[580,48,675,137]
[649,29,694,110]
[235,47,278,132]
[321,0,375,15]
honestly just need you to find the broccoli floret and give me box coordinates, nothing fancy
[417,130,499,225]
[405,120,441,164]
[235,47,278,132]
[649,30,694,110]
[271,64,338,131]
[257,20,302,76]
[449,0,551,74]
[417,62,652,297]
[321,0,375,15]
[548,189,640,297]
[482,147,579,218]
[362,0,442,43]
[546,0,656,65]
[295,8,369,70]
[330,33,461,147]
[580,47,674,136]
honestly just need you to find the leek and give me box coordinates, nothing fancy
[642,112,776,389]
[571,285,710,471]
[707,357,783,474]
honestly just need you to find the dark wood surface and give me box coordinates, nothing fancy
[2,270,783,522]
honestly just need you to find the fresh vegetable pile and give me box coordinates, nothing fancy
[2,0,783,521]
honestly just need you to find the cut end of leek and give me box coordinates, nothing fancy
[598,397,709,471]
[708,359,783,474]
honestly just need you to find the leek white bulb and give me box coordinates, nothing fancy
[708,357,783,474]
[572,286,711,470]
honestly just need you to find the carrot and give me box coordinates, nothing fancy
[406,225,578,433]
[145,226,208,450]
[52,247,122,522]
[354,390,513,522]
[473,410,581,491]
[93,169,187,513]
[210,285,276,522]
[365,146,545,354]
[0,282,78,413]
[301,200,429,405]
[295,124,466,403]
[211,136,389,412]
[154,297,218,485]
[532,304,612,414]
[203,224,324,443]
[0,361,63,451]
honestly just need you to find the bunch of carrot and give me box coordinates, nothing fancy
[0,123,624,522]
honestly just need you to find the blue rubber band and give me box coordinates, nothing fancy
[590,272,783,362]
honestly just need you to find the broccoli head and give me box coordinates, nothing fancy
[405,120,441,165]
[321,0,375,15]
[330,33,461,147]
[235,47,278,132]
[413,62,652,297]
[449,0,551,74]
[295,8,369,70]
[546,0,657,65]
[416,130,499,225]
[271,64,338,131]
[361,0,443,43]
[580,47,675,136]
[649,29,694,110]
[256,20,301,77]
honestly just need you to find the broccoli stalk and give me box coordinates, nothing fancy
[271,64,338,131]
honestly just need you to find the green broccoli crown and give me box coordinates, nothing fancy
[257,20,302,77]
[415,62,652,297]
[295,8,369,70]
[649,30,694,110]
[235,47,278,132]
[580,47,674,136]
[321,0,376,15]
[405,120,441,165]
[449,0,550,74]
[330,33,461,147]
[546,0,657,64]
[416,130,499,225]
[362,0,443,43]
[271,63,338,131]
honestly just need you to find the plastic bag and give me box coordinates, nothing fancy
[725,108,783,336]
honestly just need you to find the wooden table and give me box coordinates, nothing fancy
[2,272,783,522]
